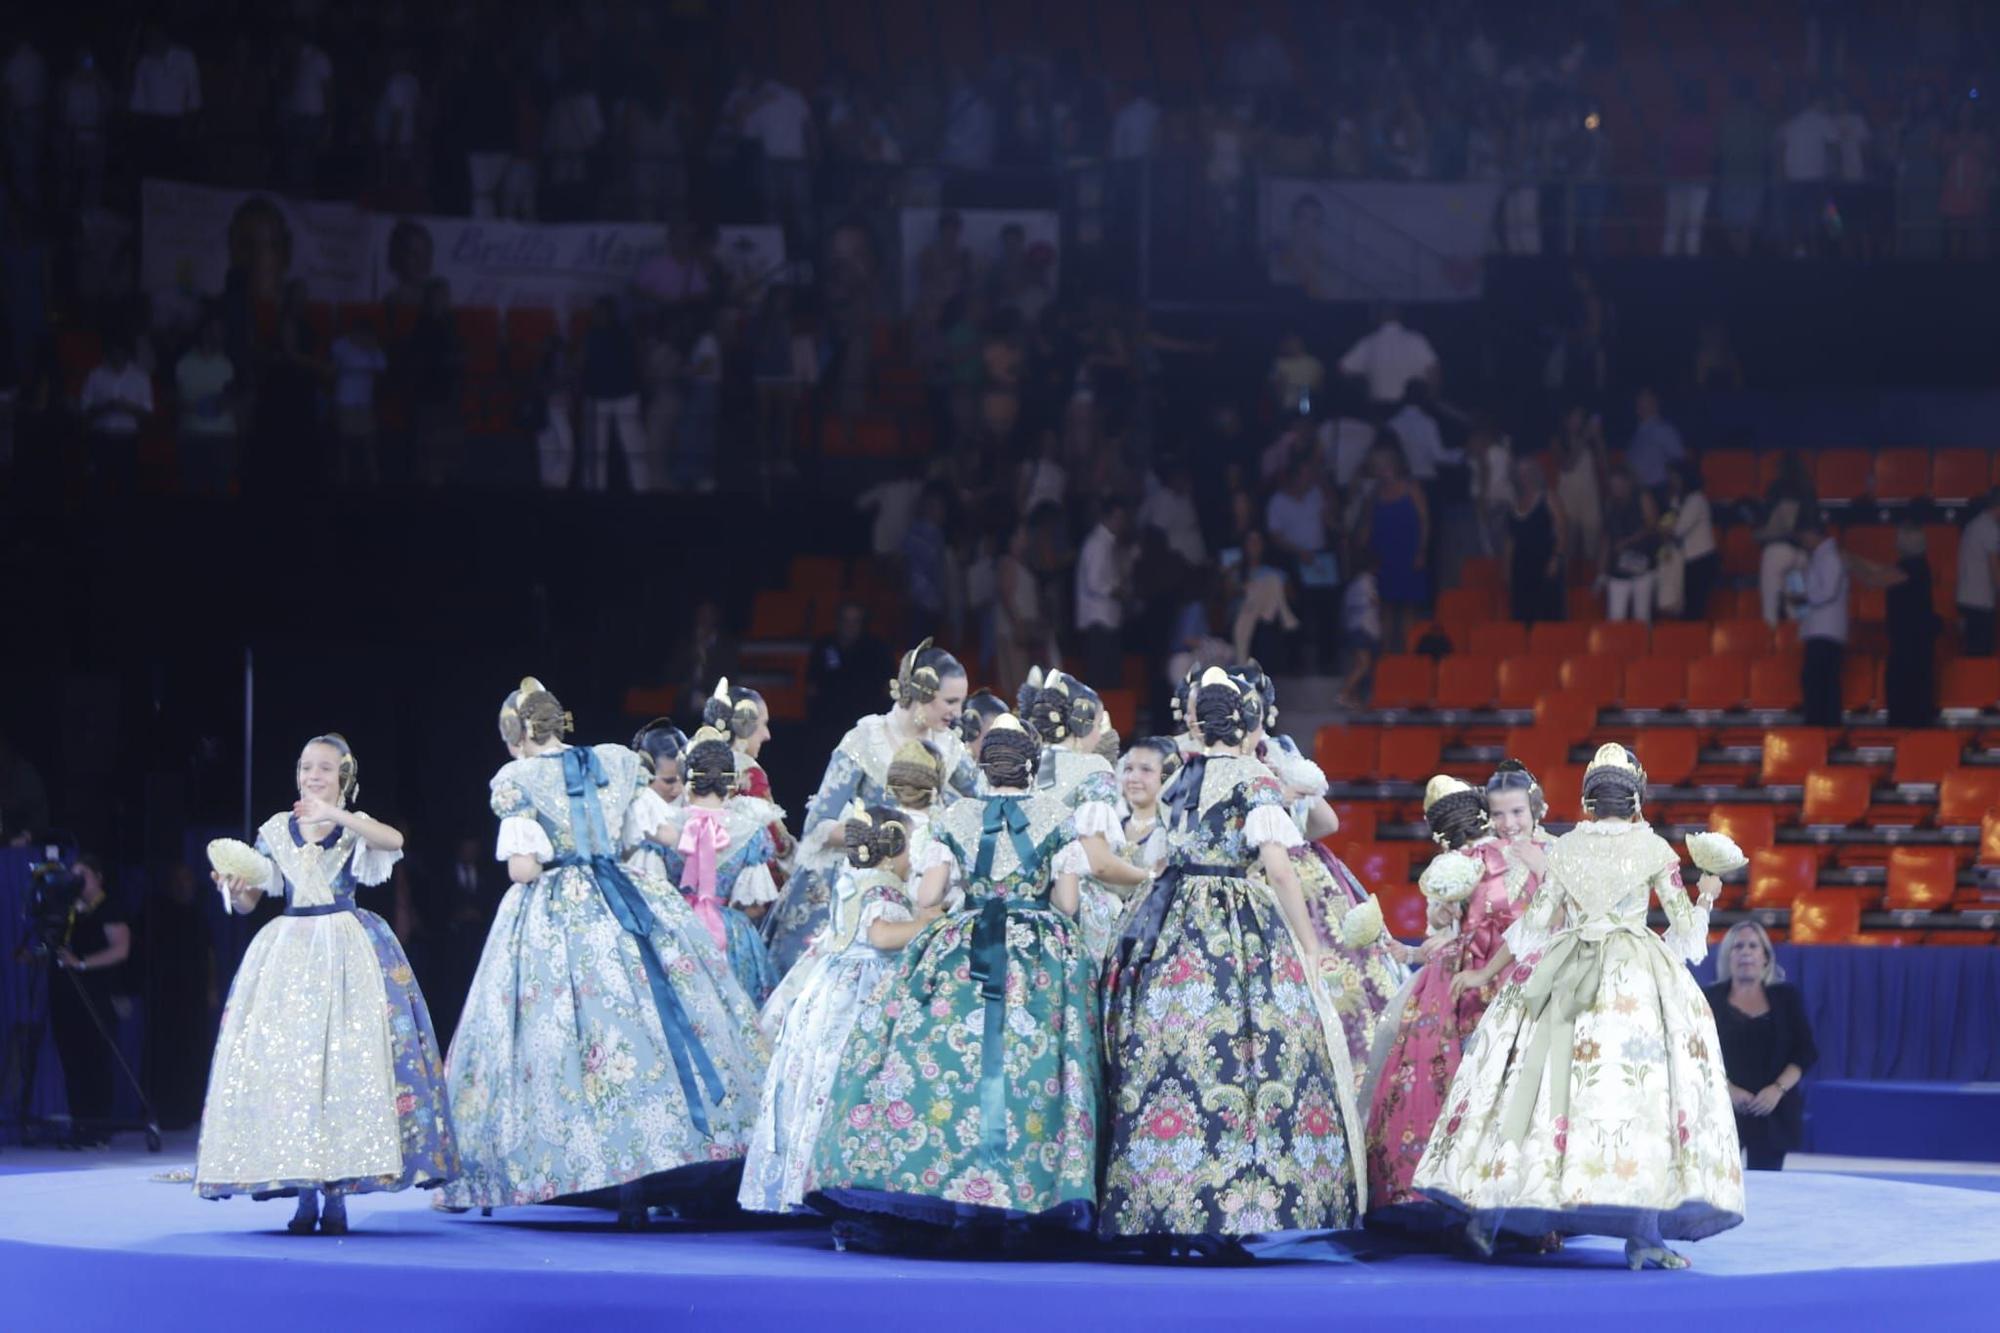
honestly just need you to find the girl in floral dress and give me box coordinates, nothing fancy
[1100,670,1364,1258]
[673,730,786,1006]
[808,714,1100,1253]
[198,734,457,1234]
[439,680,767,1226]
[1117,738,1178,874]
[1412,745,1743,1270]
[703,679,792,922]
[1364,768,1545,1228]
[739,806,941,1214]
[763,640,979,975]
[1018,668,1151,960]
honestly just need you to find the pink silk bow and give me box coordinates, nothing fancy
[678,807,733,951]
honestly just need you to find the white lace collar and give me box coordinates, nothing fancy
[1576,818,1648,837]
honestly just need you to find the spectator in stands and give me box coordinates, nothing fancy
[1665,462,1718,620]
[330,314,386,489]
[1756,452,1817,627]
[1705,922,1817,1172]
[1624,386,1684,496]
[1828,88,1876,255]
[1600,463,1660,624]
[1138,460,1207,568]
[1321,380,1378,490]
[1338,303,1440,409]
[382,219,436,312]
[1386,380,1452,482]
[541,71,605,221]
[1077,496,1133,685]
[1662,81,1716,256]
[902,483,951,644]
[1791,509,1848,726]
[1267,331,1322,416]
[994,522,1055,692]
[1266,452,1337,669]
[1775,87,1838,256]
[1505,455,1566,625]
[1334,553,1382,709]
[258,278,328,490]
[1957,489,2000,657]
[940,66,995,171]
[277,29,333,191]
[1886,523,1940,727]
[1715,77,1772,256]
[580,295,648,492]
[371,47,424,194]
[531,332,577,490]
[635,221,711,309]
[53,43,108,210]
[1110,80,1161,161]
[676,317,721,493]
[80,334,152,495]
[621,80,685,223]
[174,315,238,497]
[809,601,894,735]
[1360,437,1428,656]
[666,599,738,719]
[128,22,201,179]
[728,67,816,237]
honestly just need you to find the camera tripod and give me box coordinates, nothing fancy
[3,944,162,1154]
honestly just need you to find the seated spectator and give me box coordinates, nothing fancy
[174,315,237,497]
[1268,331,1323,415]
[1601,463,1661,623]
[1756,451,1817,627]
[80,335,152,495]
[1625,386,1686,495]
[1664,462,1717,619]
[1704,923,1817,1172]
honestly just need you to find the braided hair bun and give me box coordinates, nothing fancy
[1425,788,1492,850]
[1023,670,1103,745]
[843,805,911,868]
[684,731,739,799]
[701,680,765,742]
[890,640,965,708]
[978,719,1041,789]
[886,739,944,810]
[500,677,573,747]
[1192,673,1259,748]
[1581,765,1644,819]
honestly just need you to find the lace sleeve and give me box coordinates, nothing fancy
[1052,840,1094,878]
[622,786,674,853]
[1071,800,1126,845]
[496,816,555,863]
[349,841,402,887]
[731,861,780,907]
[1655,861,1712,964]
[1243,802,1306,850]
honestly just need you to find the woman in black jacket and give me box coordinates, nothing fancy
[1704,922,1820,1170]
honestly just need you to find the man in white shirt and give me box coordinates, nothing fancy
[940,68,994,170]
[1076,498,1131,686]
[129,24,200,176]
[1957,491,2000,656]
[1338,305,1440,408]
[1775,91,1837,253]
[1385,389,1454,482]
[80,339,152,496]
[1791,512,1848,726]
[281,32,333,188]
[732,71,814,236]
[1138,464,1207,567]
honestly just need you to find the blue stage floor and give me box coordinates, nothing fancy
[1,1165,1997,1331]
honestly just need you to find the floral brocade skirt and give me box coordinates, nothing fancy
[1099,871,1360,1239]
[808,904,1102,1226]
[1411,927,1745,1242]
[1290,843,1409,1086]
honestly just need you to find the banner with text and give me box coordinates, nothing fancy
[898,207,1061,314]
[1259,179,1502,302]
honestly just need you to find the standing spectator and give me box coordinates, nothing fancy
[55,44,109,210]
[46,855,129,1146]
[1940,102,1993,260]
[639,313,684,488]
[1137,462,1207,568]
[1334,554,1382,708]
[620,84,685,223]
[329,314,386,488]
[1338,304,1440,408]
[1266,454,1336,669]
[1791,510,1848,726]
[1110,80,1161,161]
[634,221,712,309]
[580,296,648,492]
[913,212,972,342]
[1321,382,1379,489]
[1360,439,1429,655]
[1625,387,1686,496]
[808,601,895,732]
[1775,88,1838,255]
[1666,462,1719,620]
[1704,923,1818,1172]
[1957,490,2000,656]
[730,68,815,238]
[665,599,739,716]
[902,483,951,643]
[1715,77,1772,255]
[79,335,152,495]
[531,331,577,490]
[278,30,333,190]
[1505,456,1567,625]
[174,315,237,496]
[994,524,1056,693]
[1886,524,1940,727]
[676,317,721,493]
[940,67,995,171]
[1601,464,1661,623]
[1757,452,1818,626]
[4,33,47,206]
[448,48,518,219]
[1662,82,1716,256]
[1829,88,1874,251]
[128,23,201,178]
[1386,381,1453,482]
[1076,496,1132,685]
[1267,331,1323,416]
[372,48,423,193]
[256,278,328,492]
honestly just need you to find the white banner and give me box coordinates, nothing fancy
[142,179,785,312]
[898,207,1061,314]
[1260,179,1502,302]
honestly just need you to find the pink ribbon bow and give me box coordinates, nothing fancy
[678,807,733,951]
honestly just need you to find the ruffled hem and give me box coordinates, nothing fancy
[495,817,554,862]
[1052,841,1094,878]
[349,841,403,887]
[731,861,780,907]
[625,787,679,850]
[1418,1188,1745,1244]
[1662,904,1712,965]
[1244,803,1305,849]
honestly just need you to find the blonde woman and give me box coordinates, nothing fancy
[1703,922,1818,1172]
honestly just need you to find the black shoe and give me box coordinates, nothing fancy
[318,1197,348,1236]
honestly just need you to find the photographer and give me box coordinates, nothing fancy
[49,855,130,1146]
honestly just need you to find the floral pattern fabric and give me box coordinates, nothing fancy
[1040,746,1129,963]
[808,792,1101,1226]
[438,745,769,1211]
[1285,841,1409,1091]
[1099,754,1361,1239]
[1411,820,1745,1243]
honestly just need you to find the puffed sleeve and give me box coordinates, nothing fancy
[916,837,956,882]
[731,860,780,907]
[1243,774,1306,850]
[1654,859,1712,965]
[1052,840,1094,877]
[622,785,675,853]
[856,881,917,941]
[348,822,403,887]
[1070,770,1126,845]
[496,817,555,863]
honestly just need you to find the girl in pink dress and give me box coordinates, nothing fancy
[1362,762,1550,1229]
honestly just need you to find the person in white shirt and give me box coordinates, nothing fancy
[1957,491,2000,656]
[1790,512,1848,726]
[1386,389,1453,482]
[729,70,815,235]
[372,49,422,188]
[1338,305,1440,407]
[80,339,152,496]
[1076,498,1131,686]
[1137,463,1207,567]
[128,24,200,176]
[174,316,237,496]
[1775,91,1837,253]
[1666,462,1718,619]
[280,32,334,189]
[1110,83,1160,160]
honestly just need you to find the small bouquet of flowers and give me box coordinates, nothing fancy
[1418,850,1480,906]
[1685,830,1748,877]
[206,838,266,909]
[1340,897,1385,950]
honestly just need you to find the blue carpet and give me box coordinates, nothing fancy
[1808,1081,2000,1162]
[2,1170,1998,1332]
[1849,1172,2000,1195]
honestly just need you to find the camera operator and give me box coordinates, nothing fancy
[50,855,131,1146]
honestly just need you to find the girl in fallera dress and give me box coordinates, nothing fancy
[738,805,943,1214]
[439,680,767,1225]
[1411,745,1744,1270]
[703,679,792,921]
[197,735,457,1235]
[1017,668,1152,961]
[1100,670,1364,1258]
[1117,737,1178,875]
[674,730,786,1006]
[763,640,979,974]
[959,688,1010,760]
[1364,768,1547,1229]
[808,714,1101,1253]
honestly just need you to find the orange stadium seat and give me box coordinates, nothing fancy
[1748,847,1820,909]
[1687,655,1751,710]
[1623,657,1686,711]
[1567,586,1606,622]
[1649,622,1711,662]
[1379,728,1447,781]
[1435,656,1498,711]
[1327,804,1378,847]
[1721,525,1760,577]
[1459,556,1503,594]
[1790,891,1863,944]
[1814,449,1873,502]
[1635,729,1700,787]
[1560,655,1624,708]
[1940,659,2000,711]
[1099,688,1137,736]
[1529,622,1594,658]
[1712,619,1773,657]
[1892,731,1967,787]
[1841,524,1897,566]
[1503,728,1573,785]
[1749,656,1804,712]
[1371,655,1438,710]
[1761,729,1831,785]
[1938,770,2000,827]
[1317,725,1380,778]
[1468,622,1529,660]
[1842,655,1880,713]
[748,589,810,638]
[1872,448,1931,502]
[1498,656,1562,708]
[1802,767,1871,826]
[1588,622,1650,659]
[1374,877,1427,939]
[1932,448,1992,502]
[1533,691,1600,744]
[1982,811,2000,866]
[1712,805,1778,854]
[1435,587,1489,630]
[1541,764,1585,817]
[1885,847,1958,912]
[1702,450,1758,503]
